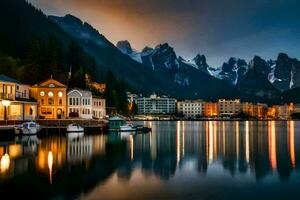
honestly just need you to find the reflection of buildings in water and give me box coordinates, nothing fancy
[268,121,277,170]
[129,135,134,160]
[67,137,93,163]
[48,151,53,184]
[0,153,10,173]
[245,121,250,163]
[288,121,295,168]
[0,139,40,178]
[38,137,66,168]
[127,121,299,181]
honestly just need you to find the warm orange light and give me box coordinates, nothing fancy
[48,151,53,184]
[268,121,277,170]
[288,121,296,168]
[0,154,10,173]
[1,100,11,107]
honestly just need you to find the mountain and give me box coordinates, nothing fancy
[272,53,300,91]
[50,16,238,99]
[2,1,300,103]
[218,57,248,85]
[116,40,142,63]
[237,68,281,103]
[50,15,165,95]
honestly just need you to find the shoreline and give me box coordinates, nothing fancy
[129,118,300,122]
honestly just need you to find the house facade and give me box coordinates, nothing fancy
[30,78,67,119]
[218,99,241,116]
[92,97,106,119]
[67,89,93,119]
[177,100,204,118]
[0,75,37,121]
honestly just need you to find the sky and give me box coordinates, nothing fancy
[28,0,300,67]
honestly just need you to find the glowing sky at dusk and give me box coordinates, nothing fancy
[28,0,300,66]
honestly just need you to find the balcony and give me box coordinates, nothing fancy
[0,93,14,100]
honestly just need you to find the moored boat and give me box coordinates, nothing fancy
[14,122,42,135]
[67,123,84,132]
[119,124,137,132]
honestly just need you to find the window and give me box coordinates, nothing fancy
[41,108,52,115]
[41,99,44,105]
[48,98,54,105]
[59,99,62,105]
[69,98,72,106]
[58,91,63,98]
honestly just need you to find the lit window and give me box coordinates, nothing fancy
[58,91,63,98]
[40,91,45,97]
[48,91,54,97]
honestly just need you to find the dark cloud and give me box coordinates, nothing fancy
[28,0,300,66]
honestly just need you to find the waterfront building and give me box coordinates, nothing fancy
[255,103,268,119]
[30,78,67,119]
[242,102,255,117]
[136,94,176,115]
[67,89,93,119]
[177,100,204,118]
[277,103,294,119]
[108,116,125,130]
[267,106,278,119]
[241,102,267,119]
[0,75,37,121]
[203,102,218,117]
[92,96,106,119]
[218,99,241,117]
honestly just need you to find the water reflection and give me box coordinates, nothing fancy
[0,121,299,200]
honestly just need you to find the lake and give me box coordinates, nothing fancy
[0,121,300,200]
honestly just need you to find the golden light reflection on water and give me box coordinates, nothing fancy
[176,121,181,164]
[245,121,250,163]
[48,151,53,184]
[288,121,296,168]
[0,154,10,173]
[268,121,277,170]
[0,121,299,189]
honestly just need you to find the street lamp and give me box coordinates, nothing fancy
[1,100,11,121]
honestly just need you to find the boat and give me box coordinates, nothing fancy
[119,124,137,132]
[14,122,42,135]
[67,124,84,132]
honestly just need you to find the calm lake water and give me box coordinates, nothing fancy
[0,121,300,200]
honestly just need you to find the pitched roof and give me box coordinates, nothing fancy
[32,78,66,88]
[0,74,20,84]
[67,88,92,97]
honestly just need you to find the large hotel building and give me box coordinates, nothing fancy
[177,100,204,118]
[136,94,176,115]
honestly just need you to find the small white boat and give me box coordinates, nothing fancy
[67,123,84,132]
[14,122,42,135]
[120,124,137,132]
